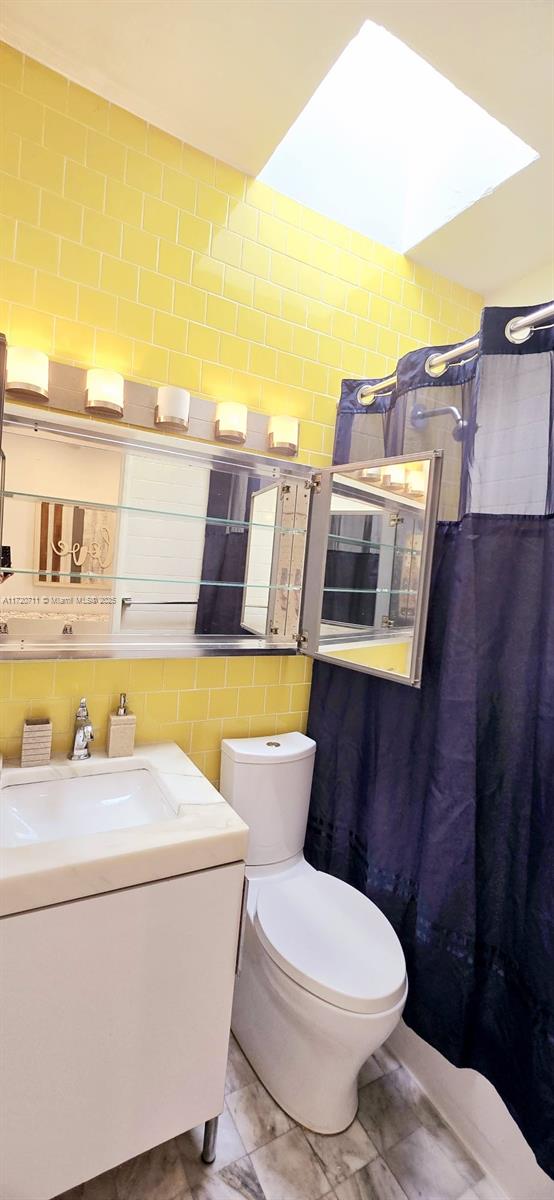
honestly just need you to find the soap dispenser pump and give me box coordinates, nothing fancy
[107,692,136,758]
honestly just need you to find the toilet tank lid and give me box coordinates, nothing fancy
[221,732,316,765]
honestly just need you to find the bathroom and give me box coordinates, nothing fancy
[0,1,553,1198]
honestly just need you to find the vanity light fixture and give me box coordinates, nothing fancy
[155,385,190,431]
[85,368,124,418]
[6,346,49,401]
[405,466,426,498]
[267,414,299,456]
[214,401,248,445]
[382,465,406,491]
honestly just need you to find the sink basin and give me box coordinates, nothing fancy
[0,744,249,918]
[1,768,175,847]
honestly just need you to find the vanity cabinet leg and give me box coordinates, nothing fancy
[201,1115,219,1164]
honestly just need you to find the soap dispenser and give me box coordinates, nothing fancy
[107,692,136,758]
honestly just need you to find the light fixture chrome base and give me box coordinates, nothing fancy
[154,407,189,431]
[268,435,297,456]
[85,394,123,418]
[6,383,49,402]
[214,420,246,445]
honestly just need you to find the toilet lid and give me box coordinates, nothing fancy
[254,871,406,1015]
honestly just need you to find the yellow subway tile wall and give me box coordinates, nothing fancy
[0,44,483,778]
[0,43,483,469]
[0,657,312,783]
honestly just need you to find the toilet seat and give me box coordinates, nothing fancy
[253,869,406,1015]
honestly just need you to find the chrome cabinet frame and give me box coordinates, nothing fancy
[1,405,443,682]
[298,451,443,686]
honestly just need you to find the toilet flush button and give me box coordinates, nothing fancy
[266,741,281,748]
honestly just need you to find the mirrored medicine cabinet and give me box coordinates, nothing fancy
[0,400,442,686]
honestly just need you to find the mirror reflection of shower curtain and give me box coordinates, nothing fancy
[195,471,263,635]
[322,513,379,626]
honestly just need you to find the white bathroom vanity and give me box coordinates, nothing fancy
[0,744,248,1200]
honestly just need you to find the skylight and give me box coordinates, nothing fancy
[259,21,538,253]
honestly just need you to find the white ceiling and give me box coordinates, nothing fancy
[1,0,553,297]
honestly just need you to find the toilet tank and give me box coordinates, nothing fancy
[220,732,316,866]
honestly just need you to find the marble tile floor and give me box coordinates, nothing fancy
[57,1037,506,1200]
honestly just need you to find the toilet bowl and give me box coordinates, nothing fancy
[220,732,407,1134]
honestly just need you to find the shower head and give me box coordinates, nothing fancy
[410,403,468,442]
[452,415,468,442]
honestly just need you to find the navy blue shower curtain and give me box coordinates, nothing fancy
[306,304,554,1178]
[305,513,554,1177]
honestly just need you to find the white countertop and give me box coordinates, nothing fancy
[0,743,249,917]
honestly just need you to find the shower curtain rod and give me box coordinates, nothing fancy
[357,299,554,403]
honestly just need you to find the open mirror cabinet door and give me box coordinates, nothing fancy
[0,391,442,684]
[298,451,443,685]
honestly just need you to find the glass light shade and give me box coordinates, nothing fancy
[268,414,299,455]
[214,401,247,444]
[85,368,124,417]
[155,385,190,430]
[6,346,49,401]
[382,464,405,490]
[405,467,427,497]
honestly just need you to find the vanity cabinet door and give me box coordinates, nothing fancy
[0,861,244,1200]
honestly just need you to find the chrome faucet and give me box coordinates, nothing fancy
[68,697,94,761]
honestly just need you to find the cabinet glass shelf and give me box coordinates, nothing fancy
[3,567,302,591]
[322,586,417,595]
[4,490,309,537]
[326,531,421,555]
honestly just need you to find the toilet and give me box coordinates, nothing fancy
[220,732,407,1134]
